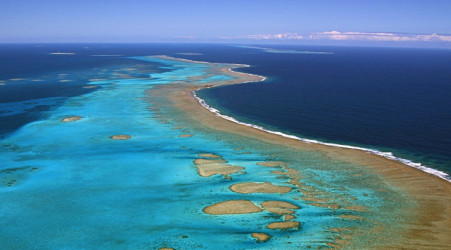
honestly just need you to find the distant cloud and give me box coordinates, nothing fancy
[310,31,451,42]
[246,33,304,40]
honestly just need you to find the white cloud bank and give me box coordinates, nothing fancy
[223,31,451,44]
[310,31,451,42]
[246,33,304,40]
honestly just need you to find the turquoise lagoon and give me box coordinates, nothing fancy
[0,56,409,249]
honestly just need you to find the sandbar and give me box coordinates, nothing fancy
[61,116,82,122]
[203,200,263,215]
[266,221,300,230]
[229,182,292,194]
[110,135,131,140]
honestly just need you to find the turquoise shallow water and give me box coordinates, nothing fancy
[1,56,409,249]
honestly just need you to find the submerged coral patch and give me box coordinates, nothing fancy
[0,166,38,187]
[110,135,132,140]
[229,182,292,194]
[257,161,287,168]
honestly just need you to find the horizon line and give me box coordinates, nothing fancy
[0,41,450,50]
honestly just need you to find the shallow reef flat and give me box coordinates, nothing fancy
[148,56,451,249]
[0,55,449,250]
[229,182,293,194]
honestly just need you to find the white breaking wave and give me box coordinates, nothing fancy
[49,52,75,55]
[192,88,450,182]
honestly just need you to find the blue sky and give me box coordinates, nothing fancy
[1,0,450,47]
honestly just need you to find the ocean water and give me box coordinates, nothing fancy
[195,45,451,176]
[0,44,442,249]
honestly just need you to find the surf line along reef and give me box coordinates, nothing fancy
[0,55,450,250]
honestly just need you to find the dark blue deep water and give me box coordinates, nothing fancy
[1,44,450,175]
[0,44,171,137]
[195,45,451,174]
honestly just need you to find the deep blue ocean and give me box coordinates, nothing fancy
[195,45,451,175]
[1,43,450,175]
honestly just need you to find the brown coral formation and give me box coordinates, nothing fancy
[257,161,287,168]
[198,153,221,158]
[251,233,271,242]
[194,157,244,179]
[203,200,263,215]
[260,201,299,215]
[266,221,300,230]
